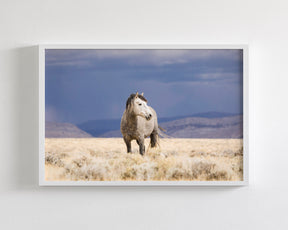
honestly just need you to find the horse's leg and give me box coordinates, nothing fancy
[150,131,158,148]
[138,137,145,156]
[124,137,131,153]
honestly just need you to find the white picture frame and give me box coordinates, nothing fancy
[39,44,249,186]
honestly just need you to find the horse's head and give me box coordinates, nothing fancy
[126,92,153,120]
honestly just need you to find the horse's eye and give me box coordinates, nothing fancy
[139,103,142,106]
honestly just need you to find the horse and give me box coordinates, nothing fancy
[120,92,159,155]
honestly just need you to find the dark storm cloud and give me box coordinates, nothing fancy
[45,49,243,123]
[46,49,242,82]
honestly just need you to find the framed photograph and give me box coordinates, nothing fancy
[39,45,249,186]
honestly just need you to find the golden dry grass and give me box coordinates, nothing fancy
[45,138,243,181]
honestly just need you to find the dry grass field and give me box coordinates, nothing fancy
[45,138,243,181]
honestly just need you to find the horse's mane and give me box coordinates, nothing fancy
[126,94,148,109]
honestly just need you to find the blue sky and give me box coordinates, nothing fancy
[45,49,243,124]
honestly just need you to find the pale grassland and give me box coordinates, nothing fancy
[45,138,243,181]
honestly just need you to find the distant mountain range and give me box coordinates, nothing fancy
[77,119,121,137]
[46,112,243,138]
[97,114,242,138]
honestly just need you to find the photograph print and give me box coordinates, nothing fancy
[41,46,246,185]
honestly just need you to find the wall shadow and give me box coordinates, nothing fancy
[14,46,39,190]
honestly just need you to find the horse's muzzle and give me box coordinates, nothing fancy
[146,114,152,120]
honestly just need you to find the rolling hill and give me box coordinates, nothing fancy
[46,122,92,138]
[159,115,243,138]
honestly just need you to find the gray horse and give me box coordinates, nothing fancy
[120,92,159,155]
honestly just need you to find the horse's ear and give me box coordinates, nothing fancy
[135,92,138,98]
[141,92,144,96]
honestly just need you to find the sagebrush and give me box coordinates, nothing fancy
[45,138,243,181]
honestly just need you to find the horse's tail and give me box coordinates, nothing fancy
[158,125,173,138]
[150,126,167,148]
[149,125,172,151]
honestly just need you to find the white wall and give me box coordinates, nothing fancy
[1,0,287,229]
